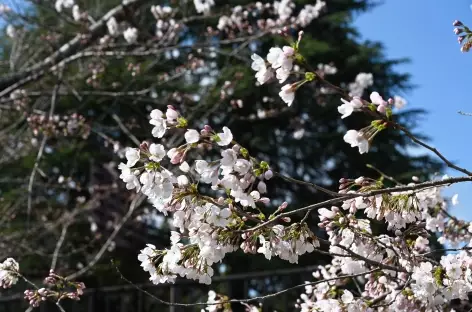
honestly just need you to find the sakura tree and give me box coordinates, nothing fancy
[1,0,472,311]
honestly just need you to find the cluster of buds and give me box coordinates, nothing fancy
[24,270,85,308]
[27,113,90,139]
[40,32,61,45]
[0,258,19,288]
[338,176,376,192]
[150,5,180,40]
[86,61,106,87]
[127,62,141,77]
[453,20,472,52]
[9,89,29,110]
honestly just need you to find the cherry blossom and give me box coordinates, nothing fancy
[343,130,369,154]
[0,258,19,288]
[338,97,363,119]
[279,84,296,106]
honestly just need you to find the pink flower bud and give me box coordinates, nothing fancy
[204,125,212,132]
[257,181,267,193]
[454,28,463,35]
[279,201,288,210]
[453,20,463,27]
[458,36,465,44]
[140,141,149,151]
[259,197,270,204]
[170,151,184,164]
[264,170,273,180]
[354,176,364,184]
[281,217,291,222]
[377,103,387,114]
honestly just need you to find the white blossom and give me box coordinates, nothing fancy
[215,127,233,146]
[343,130,369,154]
[185,129,200,144]
[124,27,138,44]
[107,17,119,37]
[279,84,295,106]
[0,258,19,288]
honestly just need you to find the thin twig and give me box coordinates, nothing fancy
[366,164,403,185]
[395,125,472,176]
[116,266,379,307]
[26,136,46,224]
[112,113,140,146]
[50,222,70,271]
[27,71,62,223]
[56,302,66,312]
[66,194,145,280]
[275,172,342,197]
[458,111,472,116]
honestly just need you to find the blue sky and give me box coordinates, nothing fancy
[355,0,472,220]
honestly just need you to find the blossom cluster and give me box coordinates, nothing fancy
[291,175,472,311]
[0,258,85,309]
[110,14,472,311]
[119,104,322,285]
[453,20,472,52]
[0,258,19,288]
[24,270,86,307]
[27,113,90,139]
[216,0,325,36]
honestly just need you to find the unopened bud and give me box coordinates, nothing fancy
[232,144,241,153]
[204,125,212,132]
[454,27,463,35]
[264,170,273,180]
[354,177,365,184]
[257,181,267,193]
[377,103,387,114]
[298,30,304,42]
[453,20,463,27]
[281,217,291,222]
[140,141,149,151]
[279,202,288,210]
[259,197,270,204]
